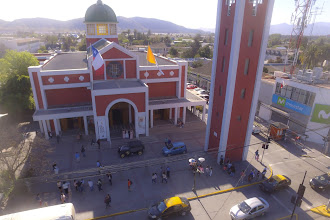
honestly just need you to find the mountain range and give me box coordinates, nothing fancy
[0,17,329,35]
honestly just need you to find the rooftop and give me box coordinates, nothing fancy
[132,51,176,66]
[93,79,146,90]
[42,52,88,71]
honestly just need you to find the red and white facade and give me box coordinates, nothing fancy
[205,0,275,161]
[28,4,206,143]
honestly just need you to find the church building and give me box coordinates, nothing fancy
[28,0,206,143]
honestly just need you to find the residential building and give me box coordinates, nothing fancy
[0,37,43,53]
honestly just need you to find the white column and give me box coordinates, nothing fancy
[169,108,172,119]
[42,120,49,139]
[46,120,51,132]
[54,119,59,136]
[150,109,154,128]
[129,105,132,124]
[39,121,44,133]
[174,107,178,125]
[202,105,206,122]
[83,116,88,135]
[57,119,61,132]
[192,106,195,114]
[183,106,187,124]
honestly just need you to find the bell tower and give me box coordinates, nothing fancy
[84,0,119,46]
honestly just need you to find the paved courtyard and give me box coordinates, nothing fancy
[3,111,330,220]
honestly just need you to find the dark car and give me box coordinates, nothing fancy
[118,140,145,158]
[162,142,187,157]
[310,173,330,191]
[259,174,291,193]
[148,196,191,219]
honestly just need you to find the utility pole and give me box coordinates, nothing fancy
[291,171,307,220]
[260,137,271,164]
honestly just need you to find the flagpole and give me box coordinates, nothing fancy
[90,43,93,91]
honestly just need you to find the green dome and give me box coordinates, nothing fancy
[85,0,118,23]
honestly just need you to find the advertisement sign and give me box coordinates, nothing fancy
[137,112,146,135]
[272,94,312,116]
[97,118,106,139]
[311,104,330,124]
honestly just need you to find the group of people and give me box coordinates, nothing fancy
[152,166,170,184]
[122,129,134,139]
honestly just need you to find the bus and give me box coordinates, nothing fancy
[0,203,75,220]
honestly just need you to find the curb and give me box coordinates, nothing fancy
[85,166,273,220]
[310,205,330,217]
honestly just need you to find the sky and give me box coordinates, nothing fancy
[0,0,329,30]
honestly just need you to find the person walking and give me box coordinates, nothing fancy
[162,172,168,183]
[104,194,111,208]
[106,172,112,185]
[97,179,103,191]
[255,150,259,161]
[60,193,66,204]
[88,180,94,191]
[97,139,101,149]
[220,155,224,166]
[81,145,86,157]
[80,179,85,192]
[166,166,170,178]
[36,194,42,207]
[152,173,157,183]
[128,179,133,191]
[262,168,267,179]
[57,181,62,192]
[62,181,69,194]
[74,180,78,191]
[205,166,210,176]
[209,167,213,177]
[75,152,80,163]
[256,170,260,180]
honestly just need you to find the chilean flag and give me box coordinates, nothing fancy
[92,46,104,76]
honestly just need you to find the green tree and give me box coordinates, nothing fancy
[191,34,202,57]
[0,51,39,113]
[268,34,282,47]
[169,47,178,57]
[77,37,87,51]
[37,45,48,53]
[198,45,213,58]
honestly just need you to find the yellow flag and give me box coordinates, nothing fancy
[147,45,156,64]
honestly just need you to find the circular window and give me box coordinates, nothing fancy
[106,61,123,78]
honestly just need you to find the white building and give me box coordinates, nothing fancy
[258,69,330,145]
[0,37,44,53]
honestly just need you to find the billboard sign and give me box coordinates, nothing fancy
[272,94,312,116]
[311,104,330,124]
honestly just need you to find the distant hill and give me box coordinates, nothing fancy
[0,16,204,34]
[269,22,330,36]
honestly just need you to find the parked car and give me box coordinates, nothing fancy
[198,90,208,95]
[252,125,261,134]
[194,87,202,92]
[259,174,291,193]
[200,94,209,101]
[310,173,330,191]
[229,197,269,220]
[148,196,191,219]
[186,85,197,89]
[118,140,145,158]
[162,142,187,156]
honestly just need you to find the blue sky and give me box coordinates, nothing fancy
[0,0,328,29]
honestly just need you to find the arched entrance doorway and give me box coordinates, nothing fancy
[105,99,138,142]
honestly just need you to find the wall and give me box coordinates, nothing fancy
[46,87,92,107]
[258,79,275,105]
[148,82,177,98]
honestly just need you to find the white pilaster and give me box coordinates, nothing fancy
[57,119,61,132]
[169,108,172,119]
[46,120,51,132]
[83,116,88,135]
[202,105,206,122]
[174,107,178,125]
[54,119,59,136]
[183,107,187,124]
[42,120,49,139]
[150,109,154,128]
[39,121,44,133]
[129,104,132,124]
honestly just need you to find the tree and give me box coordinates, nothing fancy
[191,34,202,57]
[169,47,178,57]
[147,29,152,37]
[77,37,87,51]
[263,67,269,73]
[163,36,172,47]
[198,45,213,58]
[0,50,39,113]
[37,45,48,53]
[268,34,282,47]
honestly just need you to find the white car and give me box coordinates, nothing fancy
[194,87,202,92]
[198,90,208,95]
[252,125,261,134]
[230,197,269,220]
